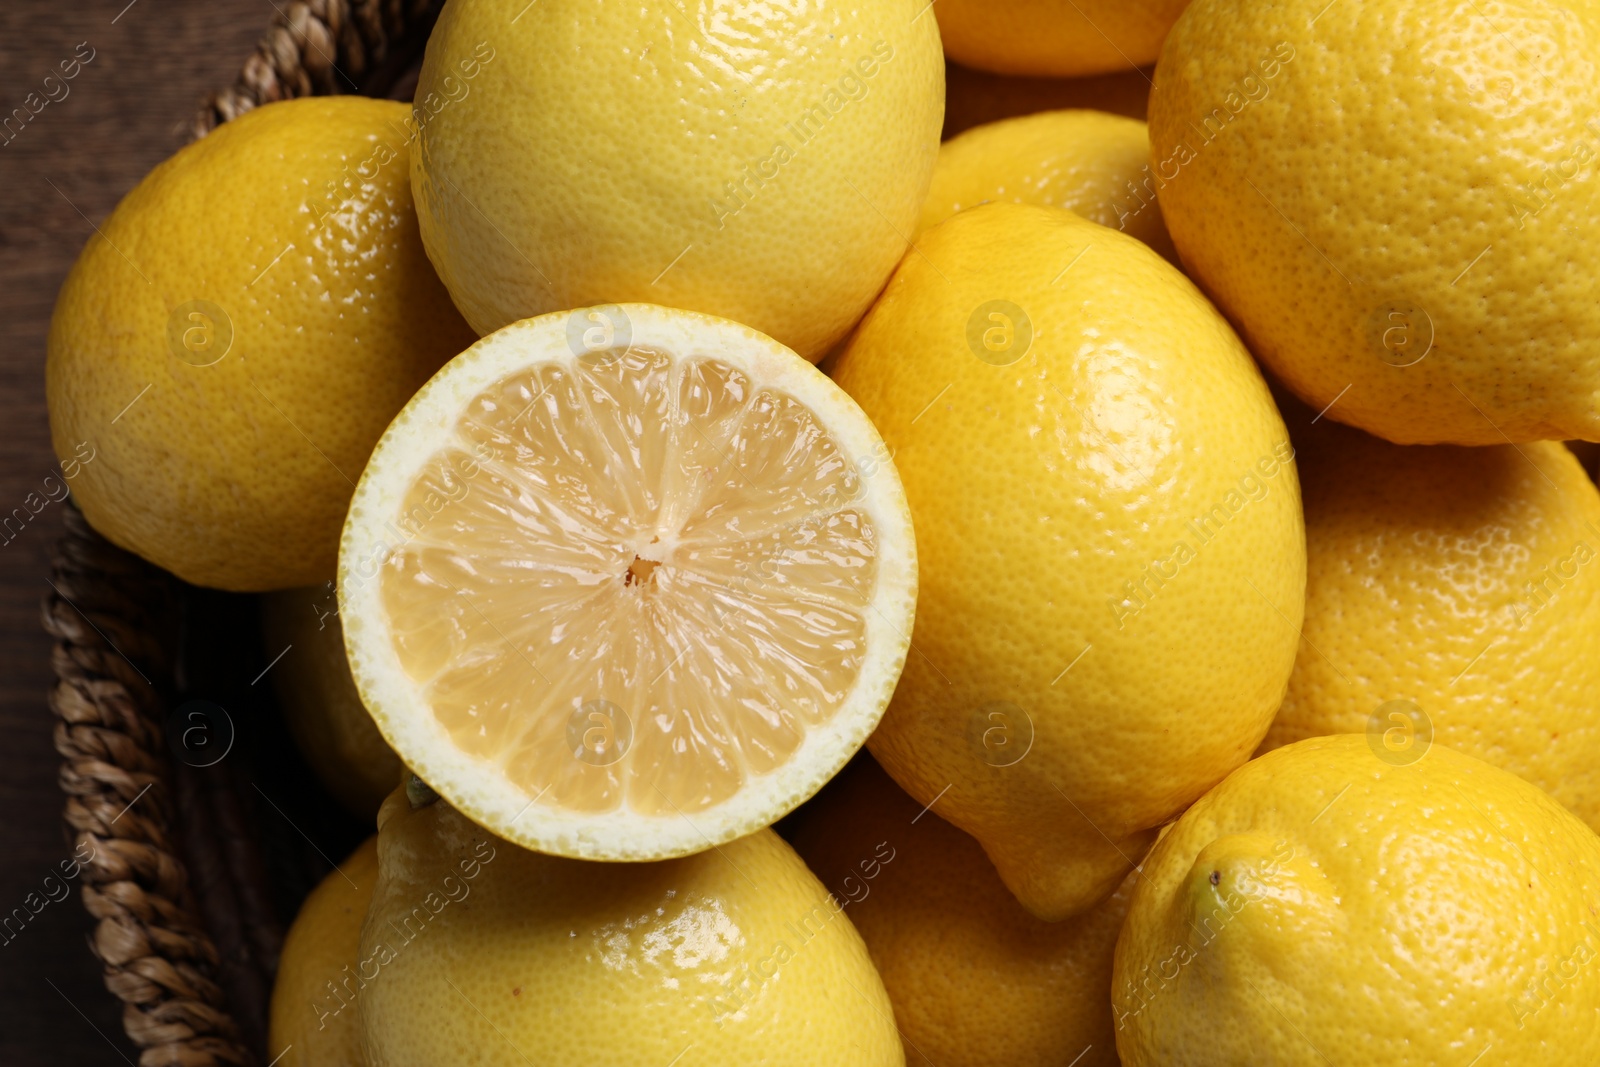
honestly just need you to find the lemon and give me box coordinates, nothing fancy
[268,836,378,1067]
[1115,734,1600,1064]
[1260,421,1600,831]
[944,62,1151,137]
[1150,0,1600,444]
[408,0,943,362]
[261,586,403,821]
[937,0,1189,77]
[919,109,1176,260]
[358,788,903,1067]
[789,754,1131,1067]
[339,304,916,862]
[830,202,1305,921]
[46,97,474,591]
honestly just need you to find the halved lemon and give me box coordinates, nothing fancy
[339,304,916,859]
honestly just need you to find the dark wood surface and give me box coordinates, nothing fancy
[0,2,266,1062]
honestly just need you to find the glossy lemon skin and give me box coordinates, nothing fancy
[937,0,1190,77]
[359,792,903,1067]
[46,97,474,591]
[1115,735,1600,1065]
[269,837,379,1067]
[1262,424,1600,832]
[920,109,1176,260]
[1150,0,1600,444]
[831,202,1305,921]
[789,754,1130,1067]
[410,0,943,362]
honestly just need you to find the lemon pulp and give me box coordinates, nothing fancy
[378,345,880,817]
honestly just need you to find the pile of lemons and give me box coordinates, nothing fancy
[45,0,1600,1062]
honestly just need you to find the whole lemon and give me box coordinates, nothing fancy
[46,98,474,591]
[358,789,902,1067]
[919,109,1176,260]
[1115,734,1600,1065]
[789,754,1131,1067]
[409,0,943,361]
[1150,0,1600,444]
[261,586,402,822]
[831,202,1305,921]
[1261,421,1600,831]
[268,836,378,1067]
[943,62,1152,137]
[937,0,1189,77]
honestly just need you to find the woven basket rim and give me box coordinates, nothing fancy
[45,4,441,1064]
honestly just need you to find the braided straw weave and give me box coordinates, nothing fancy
[45,1,442,1063]
[189,0,443,138]
[44,506,231,1067]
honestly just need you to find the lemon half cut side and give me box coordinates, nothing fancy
[339,304,916,860]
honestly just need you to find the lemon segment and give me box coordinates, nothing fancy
[340,305,915,860]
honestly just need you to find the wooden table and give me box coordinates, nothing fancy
[0,3,266,1060]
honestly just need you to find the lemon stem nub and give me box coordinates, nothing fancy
[407,775,440,810]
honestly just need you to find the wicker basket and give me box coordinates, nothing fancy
[42,4,443,1064]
